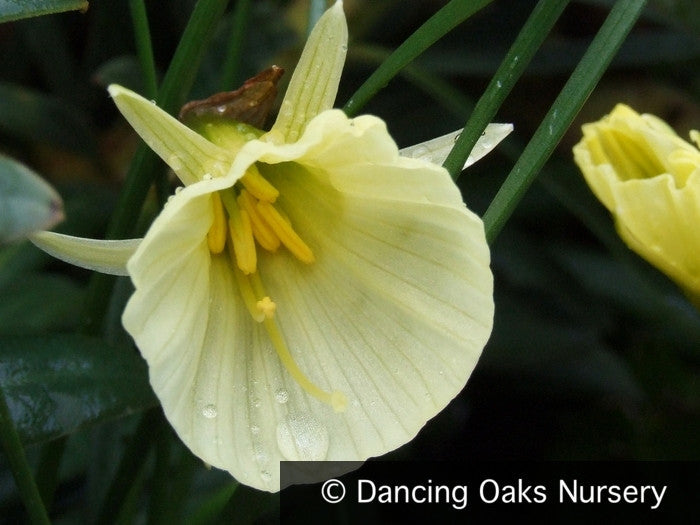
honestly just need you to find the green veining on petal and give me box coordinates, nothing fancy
[269,1,347,143]
[108,85,234,185]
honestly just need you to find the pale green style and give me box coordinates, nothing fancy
[574,104,700,303]
[31,2,505,491]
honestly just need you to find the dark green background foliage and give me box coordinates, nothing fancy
[0,0,698,523]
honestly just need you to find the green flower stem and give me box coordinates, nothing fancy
[34,436,67,510]
[0,387,51,525]
[219,0,252,91]
[96,409,160,525]
[443,0,571,179]
[483,0,648,244]
[342,0,495,116]
[83,0,230,334]
[129,0,158,100]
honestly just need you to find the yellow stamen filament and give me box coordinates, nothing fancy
[256,200,315,263]
[240,164,279,202]
[238,190,280,252]
[231,259,264,322]
[206,192,227,254]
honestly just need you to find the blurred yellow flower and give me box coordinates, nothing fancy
[574,104,700,300]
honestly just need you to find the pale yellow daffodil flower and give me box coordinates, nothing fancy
[574,104,700,304]
[31,2,510,491]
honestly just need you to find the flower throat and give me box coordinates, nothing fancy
[204,145,347,414]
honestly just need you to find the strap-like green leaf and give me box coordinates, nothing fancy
[483,0,648,243]
[0,0,88,23]
[343,0,495,116]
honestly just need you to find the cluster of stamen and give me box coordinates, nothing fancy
[206,165,346,413]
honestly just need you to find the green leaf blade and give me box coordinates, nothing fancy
[0,334,157,445]
[0,0,88,23]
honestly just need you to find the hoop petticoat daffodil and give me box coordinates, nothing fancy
[574,104,700,304]
[31,2,510,491]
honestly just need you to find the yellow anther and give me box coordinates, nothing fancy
[256,296,276,319]
[206,192,227,254]
[221,191,257,274]
[256,200,315,263]
[228,210,257,274]
[240,164,279,203]
[238,190,280,252]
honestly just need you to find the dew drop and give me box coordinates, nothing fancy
[275,389,289,404]
[408,145,429,159]
[276,413,329,461]
[251,397,261,409]
[168,154,183,171]
[149,99,157,105]
[202,404,217,419]
[260,470,272,483]
[250,425,260,435]
[202,173,213,181]
[216,105,227,114]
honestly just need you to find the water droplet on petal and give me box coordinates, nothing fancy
[276,413,329,461]
[250,425,260,435]
[275,389,289,404]
[202,404,217,419]
[202,173,213,181]
[168,155,182,171]
[260,470,272,482]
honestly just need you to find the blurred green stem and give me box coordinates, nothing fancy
[443,0,571,178]
[96,409,160,525]
[82,0,230,334]
[220,0,252,90]
[35,436,67,510]
[483,0,648,243]
[0,387,51,525]
[129,0,158,99]
[343,0,494,116]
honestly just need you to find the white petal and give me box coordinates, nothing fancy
[108,85,234,185]
[400,123,513,168]
[269,1,347,143]
[29,231,140,276]
[259,140,492,470]
[124,107,493,493]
